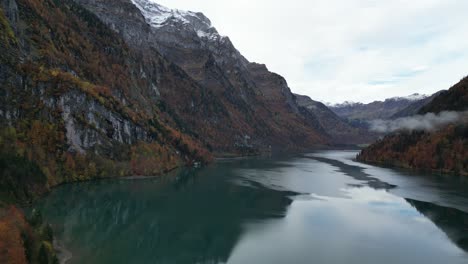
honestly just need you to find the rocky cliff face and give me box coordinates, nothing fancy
[73,0,327,154]
[0,0,213,196]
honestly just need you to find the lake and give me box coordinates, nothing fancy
[33,150,468,264]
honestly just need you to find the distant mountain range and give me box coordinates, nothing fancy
[328,93,435,121]
[328,93,428,108]
[390,92,443,119]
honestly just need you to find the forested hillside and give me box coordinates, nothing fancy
[358,77,468,176]
[0,0,217,205]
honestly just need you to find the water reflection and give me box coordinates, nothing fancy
[407,199,468,252]
[228,187,467,264]
[34,151,468,264]
[305,155,397,189]
[36,166,294,264]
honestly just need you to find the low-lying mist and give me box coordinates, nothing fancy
[369,111,468,133]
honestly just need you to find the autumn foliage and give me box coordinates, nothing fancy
[358,123,468,176]
[0,207,59,264]
[0,207,28,264]
[358,76,468,176]
[0,0,214,204]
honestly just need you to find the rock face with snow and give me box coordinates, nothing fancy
[73,0,327,154]
[132,0,222,42]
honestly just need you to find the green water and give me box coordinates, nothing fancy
[34,151,468,264]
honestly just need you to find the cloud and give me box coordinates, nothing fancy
[153,0,468,103]
[368,67,430,86]
[369,111,468,133]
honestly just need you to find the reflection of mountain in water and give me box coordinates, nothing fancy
[36,164,293,264]
[407,199,468,252]
[306,156,396,190]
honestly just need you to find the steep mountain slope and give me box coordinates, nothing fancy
[294,94,378,145]
[419,77,468,114]
[73,0,327,155]
[357,77,468,176]
[329,94,429,121]
[0,0,214,203]
[0,0,200,261]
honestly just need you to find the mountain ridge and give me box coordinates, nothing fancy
[328,93,432,121]
[327,93,429,108]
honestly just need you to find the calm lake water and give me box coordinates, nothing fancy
[34,151,468,264]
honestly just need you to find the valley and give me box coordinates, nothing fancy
[0,0,467,263]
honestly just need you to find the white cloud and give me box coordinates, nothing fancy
[153,0,468,103]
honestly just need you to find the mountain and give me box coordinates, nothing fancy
[329,93,430,121]
[357,77,468,176]
[0,0,334,205]
[73,0,327,155]
[294,94,378,145]
[0,1,334,261]
[1,0,212,199]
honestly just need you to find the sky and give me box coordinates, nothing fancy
[155,0,468,103]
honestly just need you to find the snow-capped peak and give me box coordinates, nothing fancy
[131,0,223,41]
[387,93,428,102]
[328,93,428,107]
[401,93,428,101]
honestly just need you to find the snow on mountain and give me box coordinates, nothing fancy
[391,93,428,101]
[325,93,433,121]
[326,101,362,108]
[131,0,224,41]
[328,93,428,107]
